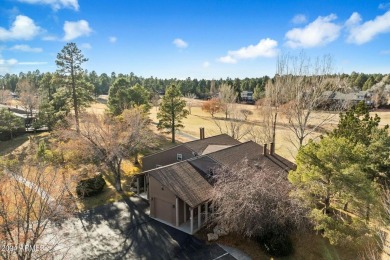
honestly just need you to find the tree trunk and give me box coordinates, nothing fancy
[171,97,175,143]
[365,203,370,222]
[110,159,123,192]
[115,172,122,192]
[299,136,304,148]
[71,64,80,133]
[272,111,278,144]
[343,202,348,211]
[324,187,330,214]
[134,151,139,165]
[172,128,175,143]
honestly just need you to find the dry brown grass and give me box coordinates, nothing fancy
[150,100,390,161]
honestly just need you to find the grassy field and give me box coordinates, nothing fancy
[149,102,340,161]
[88,98,390,161]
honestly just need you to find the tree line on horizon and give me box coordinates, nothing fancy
[2,69,390,101]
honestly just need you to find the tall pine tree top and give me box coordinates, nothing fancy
[157,85,189,143]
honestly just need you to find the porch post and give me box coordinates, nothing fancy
[143,174,147,193]
[198,205,201,229]
[205,202,208,222]
[190,208,194,234]
[175,197,179,227]
[136,177,140,195]
[183,202,187,221]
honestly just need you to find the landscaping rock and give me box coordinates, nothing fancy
[76,173,106,197]
[213,225,228,236]
[207,233,219,242]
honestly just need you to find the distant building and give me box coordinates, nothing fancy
[240,91,254,103]
[322,90,372,109]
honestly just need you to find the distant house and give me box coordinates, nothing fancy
[322,90,372,109]
[240,91,254,103]
[136,131,295,234]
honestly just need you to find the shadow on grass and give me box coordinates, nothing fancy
[0,135,29,156]
[76,169,135,210]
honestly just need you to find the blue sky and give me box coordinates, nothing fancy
[0,0,390,79]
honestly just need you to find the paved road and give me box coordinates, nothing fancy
[50,197,237,260]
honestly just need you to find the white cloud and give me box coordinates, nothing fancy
[345,12,361,28]
[80,43,91,49]
[285,14,341,48]
[18,61,48,65]
[202,61,210,68]
[346,11,390,44]
[218,38,278,64]
[63,20,92,41]
[42,35,58,41]
[379,2,390,10]
[0,58,18,65]
[173,38,188,48]
[292,14,307,24]
[18,0,79,11]
[0,15,41,41]
[9,44,42,52]
[218,56,237,64]
[109,36,117,43]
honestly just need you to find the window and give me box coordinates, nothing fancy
[177,153,183,161]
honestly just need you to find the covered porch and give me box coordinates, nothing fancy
[133,173,148,200]
[151,198,213,235]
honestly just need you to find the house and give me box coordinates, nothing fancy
[240,90,254,103]
[322,90,372,109]
[136,132,295,234]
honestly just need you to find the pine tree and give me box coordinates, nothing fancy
[56,43,93,132]
[157,85,189,143]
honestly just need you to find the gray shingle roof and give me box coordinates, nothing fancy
[148,161,213,208]
[146,138,295,209]
[184,134,241,155]
[206,141,295,172]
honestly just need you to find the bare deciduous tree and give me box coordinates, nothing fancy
[213,105,252,140]
[201,98,221,117]
[0,161,74,260]
[259,75,286,145]
[219,83,237,119]
[0,88,11,105]
[371,86,388,109]
[212,159,308,241]
[62,108,153,192]
[185,93,197,114]
[16,79,39,117]
[240,109,253,121]
[280,54,342,149]
[263,53,343,152]
[209,79,218,97]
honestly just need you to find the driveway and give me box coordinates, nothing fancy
[51,197,236,260]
